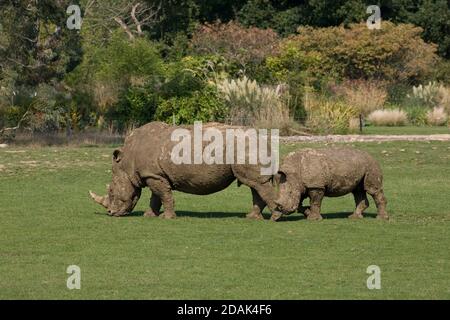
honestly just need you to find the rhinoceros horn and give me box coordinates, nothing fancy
[89,190,109,209]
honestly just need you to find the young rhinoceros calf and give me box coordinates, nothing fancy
[275,147,388,220]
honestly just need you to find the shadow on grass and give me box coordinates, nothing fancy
[93,210,378,220]
[277,212,377,221]
[92,210,146,217]
[92,210,244,219]
[176,211,246,219]
[322,212,377,219]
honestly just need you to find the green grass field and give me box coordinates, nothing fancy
[363,126,450,135]
[1,141,449,299]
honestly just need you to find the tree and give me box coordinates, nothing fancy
[237,0,367,34]
[65,30,163,128]
[80,0,161,42]
[0,0,82,132]
[190,21,279,75]
[0,0,82,87]
[409,0,450,58]
[270,22,439,83]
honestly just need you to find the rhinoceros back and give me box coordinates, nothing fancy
[293,147,379,197]
[309,148,378,197]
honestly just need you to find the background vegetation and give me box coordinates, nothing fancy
[1,0,450,138]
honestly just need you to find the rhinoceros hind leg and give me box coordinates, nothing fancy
[369,190,389,220]
[270,212,283,221]
[159,211,176,219]
[349,189,368,219]
[246,188,265,220]
[364,169,388,220]
[143,210,158,217]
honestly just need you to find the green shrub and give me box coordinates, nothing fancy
[126,88,158,123]
[161,55,228,99]
[155,86,226,124]
[431,60,450,84]
[265,44,323,122]
[93,31,163,86]
[66,30,163,123]
[26,99,66,133]
[266,41,327,83]
[0,105,22,128]
[305,97,358,134]
[107,86,158,130]
[1,84,72,134]
[387,83,413,105]
[404,105,428,126]
[156,55,230,125]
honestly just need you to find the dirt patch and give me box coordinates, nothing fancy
[20,160,38,164]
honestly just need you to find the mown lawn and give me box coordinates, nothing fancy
[363,126,450,135]
[0,141,449,299]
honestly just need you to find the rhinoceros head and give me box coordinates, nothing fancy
[274,167,304,214]
[89,148,141,216]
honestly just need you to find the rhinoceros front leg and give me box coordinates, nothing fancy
[146,177,176,219]
[144,194,162,217]
[307,188,324,221]
[297,195,311,218]
[246,188,265,220]
[254,184,283,222]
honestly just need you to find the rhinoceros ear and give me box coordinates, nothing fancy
[113,148,123,163]
[276,170,287,184]
[272,171,285,187]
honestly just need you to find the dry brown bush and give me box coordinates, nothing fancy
[332,80,387,116]
[217,76,295,134]
[367,109,408,126]
[426,107,448,126]
[190,21,279,71]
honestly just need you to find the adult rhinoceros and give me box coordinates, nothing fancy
[89,121,282,220]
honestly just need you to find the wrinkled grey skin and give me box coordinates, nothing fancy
[275,148,389,220]
[90,121,281,220]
